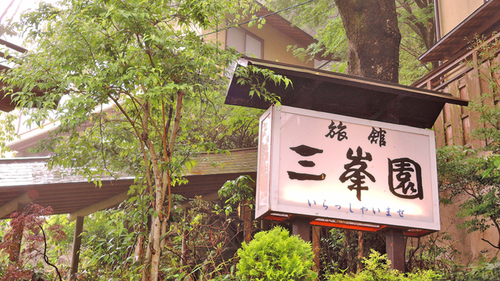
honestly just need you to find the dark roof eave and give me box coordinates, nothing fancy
[231,57,468,105]
[226,58,468,129]
[419,0,500,62]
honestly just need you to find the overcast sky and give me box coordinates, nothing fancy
[0,0,58,47]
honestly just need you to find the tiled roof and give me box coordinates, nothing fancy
[0,157,128,187]
[0,148,258,218]
[188,148,257,175]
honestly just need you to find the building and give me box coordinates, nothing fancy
[413,0,500,263]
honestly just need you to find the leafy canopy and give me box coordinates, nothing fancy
[264,0,435,84]
[2,0,258,178]
[1,0,291,279]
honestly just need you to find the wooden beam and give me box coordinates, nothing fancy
[0,39,28,53]
[67,192,129,221]
[68,216,84,281]
[240,200,252,244]
[0,190,39,218]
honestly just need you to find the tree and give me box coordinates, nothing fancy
[396,0,435,53]
[396,0,436,84]
[0,203,66,281]
[0,112,16,157]
[334,0,401,83]
[265,0,404,272]
[1,0,285,279]
[265,0,435,84]
[438,147,500,249]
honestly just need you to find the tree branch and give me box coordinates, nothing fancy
[481,238,500,249]
[107,93,153,194]
[39,225,62,281]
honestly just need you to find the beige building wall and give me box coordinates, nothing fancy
[243,24,314,67]
[438,192,500,264]
[205,23,314,68]
[437,0,484,36]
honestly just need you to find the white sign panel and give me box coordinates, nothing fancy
[256,105,440,231]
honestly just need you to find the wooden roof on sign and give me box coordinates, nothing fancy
[225,58,468,129]
[419,0,500,63]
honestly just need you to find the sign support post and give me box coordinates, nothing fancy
[291,217,311,242]
[385,228,405,272]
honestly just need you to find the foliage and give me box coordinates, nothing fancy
[264,0,347,75]
[317,228,349,275]
[0,203,66,281]
[264,0,435,84]
[189,99,264,150]
[1,0,290,279]
[398,42,433,86]
[467,34,500,153]
[263,0,346,64]
[396,0,436,85]
[75,209,141,280]
[428,256,500,280]
[0,0,19,37]
[18,196,246,280]
[0,112,16,157]
[437,146,500,249]
[456,258,500,281]
[236,226,317,281]
[316,228,385,275]
[405,231,461,273]
[235,64,290,106]
[160,196,244,280]
[327,250,442,280]
[396,0,435,48]
[218,175,255,215]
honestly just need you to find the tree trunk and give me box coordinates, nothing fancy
[148,90,184,280]
[334,1,401,269]
[356,231,364,271]
[335,0,401,83]
[344,230,355,273]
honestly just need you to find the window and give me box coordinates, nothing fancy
[226,27,263,59]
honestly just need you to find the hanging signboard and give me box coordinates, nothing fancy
[256,105,440,231]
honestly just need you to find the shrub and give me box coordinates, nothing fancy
[447,258,500,281]
[236,226,317,281]
[328,250,442,281]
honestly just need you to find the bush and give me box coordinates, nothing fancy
[236,226,317,281]
[328,250,442,281]
[446,258,500,281]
